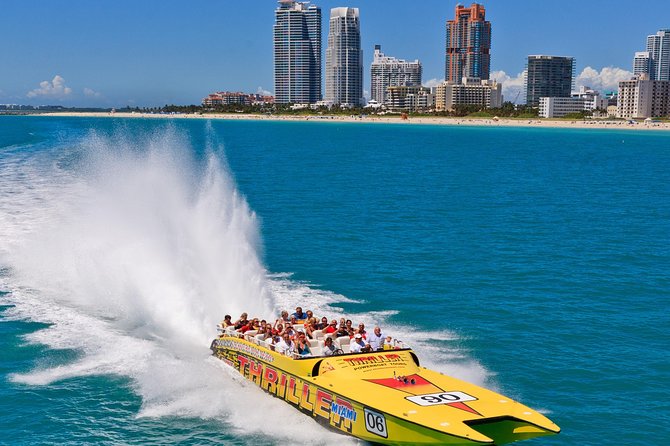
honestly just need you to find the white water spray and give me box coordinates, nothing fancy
[0,122,491,443]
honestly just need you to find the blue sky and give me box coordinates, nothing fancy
[2,0,668,107]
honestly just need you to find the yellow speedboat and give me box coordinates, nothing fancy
[210,329,559,445]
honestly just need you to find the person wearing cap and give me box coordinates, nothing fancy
[350,333,371,353]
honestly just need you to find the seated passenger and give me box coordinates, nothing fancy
[383,336,394,350]
[322,337,341,356]
[335,322,349,338]
[291,307,307,320]
[296,335,311,356]
[257,326,273,341]
[315,317,329,330]
[221,315,233,328]
[283,323,296,338]
[275,333,296,356]
[305,310,314,320]
[367,326,385,351]
[275,310,289,327]
[357,323,367,339]
[303,318,317,339]
[323,319,338,334]
[233,313,248,330]
[350,333,371,353]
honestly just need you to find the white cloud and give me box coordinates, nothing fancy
[491,70,526,103]
[576,66,632,93]
[27,75,73,99]
[83,87,102,98]
[423,78,444,88]
[256,86,272,96]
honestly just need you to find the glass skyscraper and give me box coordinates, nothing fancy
[645,29,670,81]
[325,7,363,107]
[525,55,575,107]
[445,3,491,83]
[273,1,321,104]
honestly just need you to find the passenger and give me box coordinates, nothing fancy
[367,326,385,351]
[345,319,353,330]
[258,326,274,341]
[357,323,367,339]
[274,323,284,336]
[221,315,233,328]
[303,318,317,339]
[383,336,394,350]
[335,322,349,338]
[275,333,296,356]
[275,310,289,327]
[322,337,341,356]
[305,310,314,320]
[233,313,248,330]
[323,319,338,334]
[291,307,308,320]
[239,318,259,334]
[296,335,312,356]
[315,317,329,330]
[284,323,296,338]
[350,333,371,353]
[289,316,298,326]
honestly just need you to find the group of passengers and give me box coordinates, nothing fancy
[220,307,393,357]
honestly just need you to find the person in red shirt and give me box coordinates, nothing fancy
[323,319,338,334]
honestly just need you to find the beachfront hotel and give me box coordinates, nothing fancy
[525,55,575,107]
[273,1,322,104]
[617,73,670,119]
[634,29,670,81]
[434,77,502,112]
[324,7,364,107]
[445,3,491,83]
[370,45,422,104]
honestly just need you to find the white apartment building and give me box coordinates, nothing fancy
[385,86,433,111]
[539,86,609,118]
[617,73,670,119]
[325,7,363,107]
[370,45,422,104]
[434,77,502,111]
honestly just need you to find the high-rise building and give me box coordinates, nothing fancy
[525,55,575,107]
[645,29,670,81]
[370,45,422,104]
[633,51,652,77]
[325,7,363,107]
[617,73,670,119]
[445,3,491,83]
[273,1,321,104]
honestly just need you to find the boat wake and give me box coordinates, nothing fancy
[0,123,491,443]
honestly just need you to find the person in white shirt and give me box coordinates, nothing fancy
[275,333,295,356]
[367,326,384,351]
[350,333,371,353]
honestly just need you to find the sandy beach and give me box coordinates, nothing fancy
[36,111,670,131]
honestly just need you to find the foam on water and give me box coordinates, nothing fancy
[0,123,491,442]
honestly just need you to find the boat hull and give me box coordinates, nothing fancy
[211,335,559,445]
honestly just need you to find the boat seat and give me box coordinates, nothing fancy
[340,344,350,354]
[314,330,325,340]
[335,336,350,348]
[308,339,320,348]
[310,347,322,356]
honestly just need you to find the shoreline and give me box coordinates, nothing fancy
[17,111,670,131]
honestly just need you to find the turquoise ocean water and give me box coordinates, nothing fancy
[0,116,668,445]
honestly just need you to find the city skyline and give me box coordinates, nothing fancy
[2,0,670,107]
